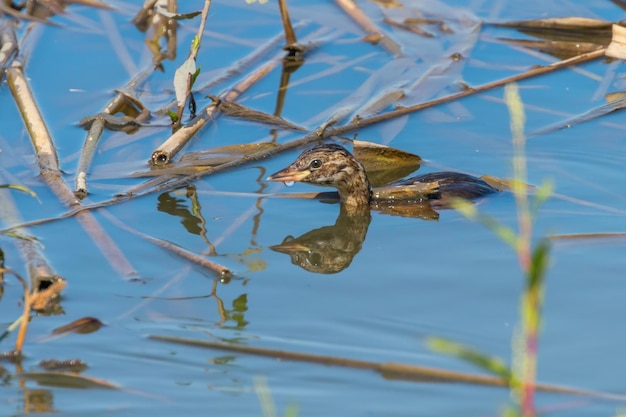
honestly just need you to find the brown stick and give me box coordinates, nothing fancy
[277,0,297,46]
[149,335,626,400]
[102,210,231,279]
[6,57,139,280]
[0,268,31,355]
[0,20,18,81]
[0,170,61,294]
[0,48,608,231]
[75,66,154,198]
[325,47,606,136]
[155,22,310,117]
[151,62,277,165]
[549,232,626,241]
[334,0,401,55]
[151,26,328,166]
[145,47,607,189]
[145,130,324,194]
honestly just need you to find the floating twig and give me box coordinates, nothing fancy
[334,0,401,55]
[149,335,626,400]
[151,61,276,166]
[0,171,62,296]
[549,232,626,241]
[324,47,607,136]
[528,93,626,137]
[150,27,326,166]
[277,0,303,55]
[144,130,324,193]
[6,57,60,175]
[155,21,311,116]
[383,17,435,38]
[0,45,611,233]
[141,48,607,193]
[210,95,307,131]
[18,371,120,390]
[6,55,139,280]
[75,66,154,198]
[102,211,232,279]
[134,0,178,64]
[132,0,159,31]
[0,20,18,83]
[0,268,30,356]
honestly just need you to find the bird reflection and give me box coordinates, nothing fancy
[271,207,371,274]
[270,195,449,274]
[267,144,500,274]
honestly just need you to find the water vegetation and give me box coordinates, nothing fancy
[1,0,625,415]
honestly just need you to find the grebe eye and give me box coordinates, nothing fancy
[309,252,322,267]
[310,159,322,169]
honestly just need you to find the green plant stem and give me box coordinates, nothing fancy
[505,82,539,417]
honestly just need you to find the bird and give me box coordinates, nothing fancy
[266,143,499,213]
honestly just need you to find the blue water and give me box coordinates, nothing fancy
[1,0,626,416]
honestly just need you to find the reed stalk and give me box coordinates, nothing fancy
[75,65,154,198]
[6,55,138,280]
[334,0,402,55]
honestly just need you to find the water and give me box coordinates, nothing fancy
[1,0,626,415]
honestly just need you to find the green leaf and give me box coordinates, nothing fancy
[0,230,41,244]
[501,405,522,417]
[284,403,299,417]
[0,184,38,199]
[427,337,513,381]
[254,377,277,417]
[451,198,478,220]
[191,66,201,86]
[478,214,518,249]
[453,198,519,249]
[167,110,179,123]
[531,178,554,216]
[528,238,550,291]
[192,35,201,52]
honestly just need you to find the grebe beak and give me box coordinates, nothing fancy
[267,166,311,185]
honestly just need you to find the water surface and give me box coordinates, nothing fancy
[1,0,626,416]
